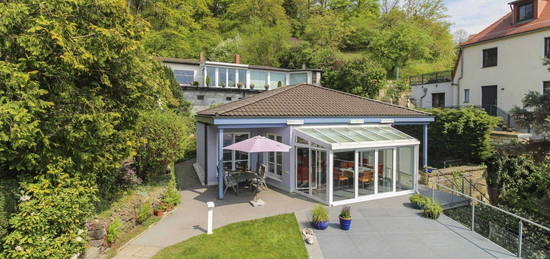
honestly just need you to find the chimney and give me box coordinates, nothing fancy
[199,51,206,64]
[235,54,241,64]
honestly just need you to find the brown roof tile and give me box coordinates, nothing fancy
[197,84,430,118]
[462,2,550,46]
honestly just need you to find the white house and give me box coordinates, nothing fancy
[160,55,322,113]
[411,0,550,129]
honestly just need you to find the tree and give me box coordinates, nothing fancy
[402,0,447,21]
[454,29,470,45]
[322,58,387,98]
[510,91,550,138]
[237,20,291,66]
[302,10,350,49]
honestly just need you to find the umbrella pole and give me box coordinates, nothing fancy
[251,152,265,207]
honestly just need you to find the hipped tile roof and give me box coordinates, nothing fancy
[197,84,430,118]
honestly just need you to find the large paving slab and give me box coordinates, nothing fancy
[305,195,517,259]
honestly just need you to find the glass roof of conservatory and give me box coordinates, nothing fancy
[296,126,418,147]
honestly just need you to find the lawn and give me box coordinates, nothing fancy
[153,213,308,259]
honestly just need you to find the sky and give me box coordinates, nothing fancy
[443,0,511,35]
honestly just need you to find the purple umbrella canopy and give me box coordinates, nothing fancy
[224,135,291,153]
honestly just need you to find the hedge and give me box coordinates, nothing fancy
[398,107,499,167]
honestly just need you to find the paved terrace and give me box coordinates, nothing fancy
[115,160,515,259]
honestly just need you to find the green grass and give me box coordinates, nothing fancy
[153,213,308,259]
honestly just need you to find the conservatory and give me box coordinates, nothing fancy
[293,125,419,206]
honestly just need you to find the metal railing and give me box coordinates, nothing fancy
[431,175,550,258]
[408,71,452,86]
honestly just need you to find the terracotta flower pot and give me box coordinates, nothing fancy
[154,210,164,217]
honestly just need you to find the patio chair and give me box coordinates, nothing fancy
[252,164,268,190]
[218,165,238,195]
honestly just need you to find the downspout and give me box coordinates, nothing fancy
[452,48,465,106]
[419,87,427,107]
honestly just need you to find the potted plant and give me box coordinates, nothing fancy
[409,194,431,209]
[264,84,269,90]
[311,205,329,230]
[423,202,442,219]
[221,82,226,88]
[154,203,166,216]
[205,76,211,87]
[237,82,243,89]
[249,83,255,89]
[192,81,199,87]
[339,206,352,230]
[277,81,282,88]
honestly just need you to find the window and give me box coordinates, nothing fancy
[544,81,550,95]
[238,69,247,87]
[464,89,470,103]
[226,97,232,101]
[545,38,550,58]
[250,71,267,88]
[197,95,204,100]
[518,2,533,22]
[218,68,227,87]
[483,48,498,67]
[228,68,236,87]
[270,72,286,88]
[206,67,216,86]
[173,70,194,85]
[267,134,283,179]
[289,73,308,85]
[223,133,250,171]
[432,93,445,108]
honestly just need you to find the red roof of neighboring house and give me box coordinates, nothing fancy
[461,2,550,46]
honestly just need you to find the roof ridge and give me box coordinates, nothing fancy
[308,84,431,115]
[201,84,302,116]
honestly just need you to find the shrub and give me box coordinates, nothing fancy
[311,205,329,223]
[162,171,180,207]
[409,194,431,209]
[423,202,442,219]
[134,110,193,181]
[1,165,96,258]
[106,217,122,244]
[0,178,18,241]
[398,107,499,166]
[136,203,153,224]
[339,206,351,219]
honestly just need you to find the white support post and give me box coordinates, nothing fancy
[392,148,397,193]
[207,201,215,235]
[328,151,334,206]
[374,150,379,194]
[354,151,359,199]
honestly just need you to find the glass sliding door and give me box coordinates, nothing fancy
[377,149,394,193]
[311,150,327,201]
[359,150,375,196]
[296,147,310,193]
[333,151,355,201]
[396,146,414,191]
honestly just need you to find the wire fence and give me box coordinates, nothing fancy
[431,179,550,258]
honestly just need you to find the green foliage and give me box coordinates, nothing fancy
[1,163,96,258]
[303,10,350,49]
[409,194,431,209]
[423,201,442,219]
[0,178,18,241]
[398,107,499,166]
[322,57,387,98]
[339,206,351,219]
[107,217,122,244]
[162,171,181,207]
[485,151,550,219]
[135,110,193,181]
[136,203,153,225]
[510,91,550,138]
[311,205,329,223]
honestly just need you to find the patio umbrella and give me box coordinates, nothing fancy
[224,135,291,206]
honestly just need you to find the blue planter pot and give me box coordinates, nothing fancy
[311,221,329,230]
[339,217,352,231]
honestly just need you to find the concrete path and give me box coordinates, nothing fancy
[114,160,316,258]
[302,195,516,259]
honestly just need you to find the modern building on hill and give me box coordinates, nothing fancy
[411,0,550,130]
[160,55,322,112]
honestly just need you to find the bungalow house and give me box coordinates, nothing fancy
[194,84,433,206]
